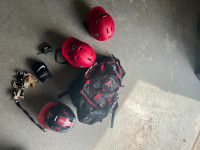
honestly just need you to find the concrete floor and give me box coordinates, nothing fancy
[0,0,200,150]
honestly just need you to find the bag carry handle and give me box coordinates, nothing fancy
[55,49,68,64]
[15,101,46,132]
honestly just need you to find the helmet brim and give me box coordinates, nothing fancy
[38,102,58,129]
[62,37,80,68]
[88,6,106,21]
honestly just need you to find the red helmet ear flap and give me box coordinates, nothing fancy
[88,6,115,41]
[62,37,96,68]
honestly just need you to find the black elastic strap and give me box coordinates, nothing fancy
[110,111,115,128]
[57,90,69,99]
[110,103,118,128]
[55,49,68,64]
[15,101,46,132]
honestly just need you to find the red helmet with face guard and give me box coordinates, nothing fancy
[38,102,75,133]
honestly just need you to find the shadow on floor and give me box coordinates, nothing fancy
[169,0,200,71]
[162,0,200,100]
[0,144,26,150]
[72,0,90,32]
[42,30,70,49]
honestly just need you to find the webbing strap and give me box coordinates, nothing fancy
[15,101,46,132]
[110,111,115,128]
[110,102,118,128]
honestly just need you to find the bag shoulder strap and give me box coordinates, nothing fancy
[57,90,69,99]
[15,101,46,132]
[110,102,118,128]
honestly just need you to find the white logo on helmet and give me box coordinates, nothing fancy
[71,45,77,51]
